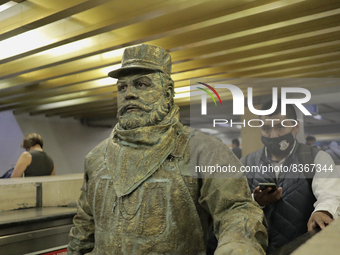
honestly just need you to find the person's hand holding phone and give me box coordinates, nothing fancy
[253,184,282,206]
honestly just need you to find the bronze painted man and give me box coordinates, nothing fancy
[67,44,267,255]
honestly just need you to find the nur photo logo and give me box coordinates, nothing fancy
[196,82,223,107]
[192,81,312,128]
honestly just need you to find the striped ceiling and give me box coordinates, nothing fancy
[0,0,340,120]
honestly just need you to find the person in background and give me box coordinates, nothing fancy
[11,133,55,177]
[231,138,242,159]
[306,135,317,147]
[325,141,340,161]
[241,100,340,253]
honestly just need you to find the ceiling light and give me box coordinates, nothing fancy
[174,86,191,93]
[0,1,16,13]
[174,92,190,99]
[94,77,117,86]
[46,38,93,56]
[313,115,322,120]
[100,64,121,76]
[101,48,126,60]
[0,29,56,59]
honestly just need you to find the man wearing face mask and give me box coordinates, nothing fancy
[241,100,340,253]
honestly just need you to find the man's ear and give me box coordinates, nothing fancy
[164,82,174,103]
[166,86,174,99]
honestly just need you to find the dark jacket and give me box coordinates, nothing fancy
[243,143,317,253]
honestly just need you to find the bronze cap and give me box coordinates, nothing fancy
[108,44,171,78]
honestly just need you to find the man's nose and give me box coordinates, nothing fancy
[125,85,139,100]
[269,129,279,138]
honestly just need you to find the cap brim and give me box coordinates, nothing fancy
[108,65,163,78]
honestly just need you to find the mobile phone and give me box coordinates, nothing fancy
[258,183,277,192]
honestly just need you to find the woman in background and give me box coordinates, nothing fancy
[11,133,55,177]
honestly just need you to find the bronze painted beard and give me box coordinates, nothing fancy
[117,97,170,130]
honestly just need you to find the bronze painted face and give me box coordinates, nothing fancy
[116,72,170,129]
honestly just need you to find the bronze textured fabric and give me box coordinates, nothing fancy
[111,105,182,197]
[68,106,267,255]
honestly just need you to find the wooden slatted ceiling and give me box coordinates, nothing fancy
[0,0,340,120]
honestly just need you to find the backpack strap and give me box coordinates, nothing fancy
[297,143,320,185]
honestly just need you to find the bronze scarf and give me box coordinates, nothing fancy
[106,105,182,197]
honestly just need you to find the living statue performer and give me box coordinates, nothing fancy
[67,44,268,255]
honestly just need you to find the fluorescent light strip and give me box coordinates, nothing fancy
[0,1,17,13]
[175,86,191,93]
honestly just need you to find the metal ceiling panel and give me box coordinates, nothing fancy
[0,0,340,121]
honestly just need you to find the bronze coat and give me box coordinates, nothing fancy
[68,127,267,255]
